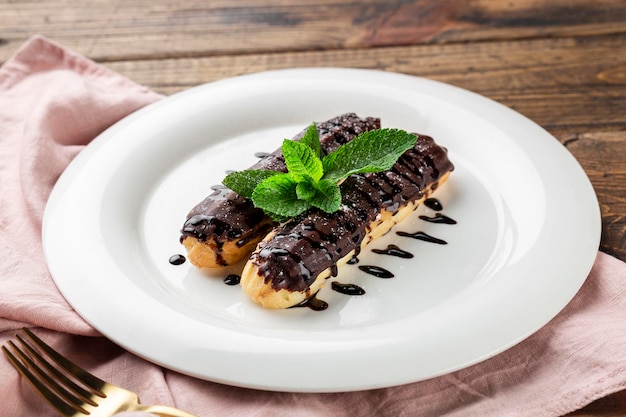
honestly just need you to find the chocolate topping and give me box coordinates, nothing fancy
[250,134,454,292]
[180,114,381,255]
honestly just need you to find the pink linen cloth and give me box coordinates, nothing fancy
[1,35,625,417]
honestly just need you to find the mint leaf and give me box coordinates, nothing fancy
[282,139,324,182]
[295,176,317,201]
[221,126,418,221]
[322,129,417,183]
[299,123,323,159]
[310,179,342,213]
[223,169,281,199]
[252,173,310,219]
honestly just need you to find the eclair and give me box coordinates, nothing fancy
[180,113,381,268]
[240,134,454,308]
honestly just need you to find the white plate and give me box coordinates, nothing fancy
[43,68,600,392]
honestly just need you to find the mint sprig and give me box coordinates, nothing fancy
[221,169,281,198]
[282,139,323,182]
[223,123,417,221]
[322,128,420,182]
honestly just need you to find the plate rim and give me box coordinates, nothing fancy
[42,67,601,392]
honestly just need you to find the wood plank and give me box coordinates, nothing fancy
[104,34,626,135]
[1,0,626,63]
[558,131,626,262]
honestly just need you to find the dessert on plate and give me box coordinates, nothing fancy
[180,114,454,309]
[239,133,453,308]
[180,113,380,268]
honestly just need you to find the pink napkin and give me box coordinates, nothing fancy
[1,35,625,417]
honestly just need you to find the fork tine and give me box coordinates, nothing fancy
[2,342,88,416]
[15,334,101,405]
[21,328,107,396]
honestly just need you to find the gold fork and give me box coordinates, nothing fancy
[2,328,199,417]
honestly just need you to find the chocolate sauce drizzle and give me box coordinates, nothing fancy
[168,254,186,265]
[419,213,457,224]
[332,282,366,295]
[424,197,443,211]
[372,244,414,258]
[358,265,394,278]
[224,274,241,286]
[396,231,448,245]
[294,296,329,311]
[347,246,361,264]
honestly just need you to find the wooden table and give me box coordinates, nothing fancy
[1,1,624,415]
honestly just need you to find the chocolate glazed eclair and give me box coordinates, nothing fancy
[240,134,454,309]
[180,113,381,269]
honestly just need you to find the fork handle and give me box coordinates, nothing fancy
[134,404,199,417]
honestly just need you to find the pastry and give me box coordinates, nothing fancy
[180,113,381,268]
[240,134,454,308]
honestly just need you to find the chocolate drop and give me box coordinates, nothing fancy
[358,265,394,278]
[332,282,366,295]
[224,274,241,286]
[372,244,413,258]
[168,254,186,265]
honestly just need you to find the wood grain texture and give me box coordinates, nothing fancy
[1,1,624,415]
[104,33,626,136]
[1,0,626,62]
[559,131,626,262]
